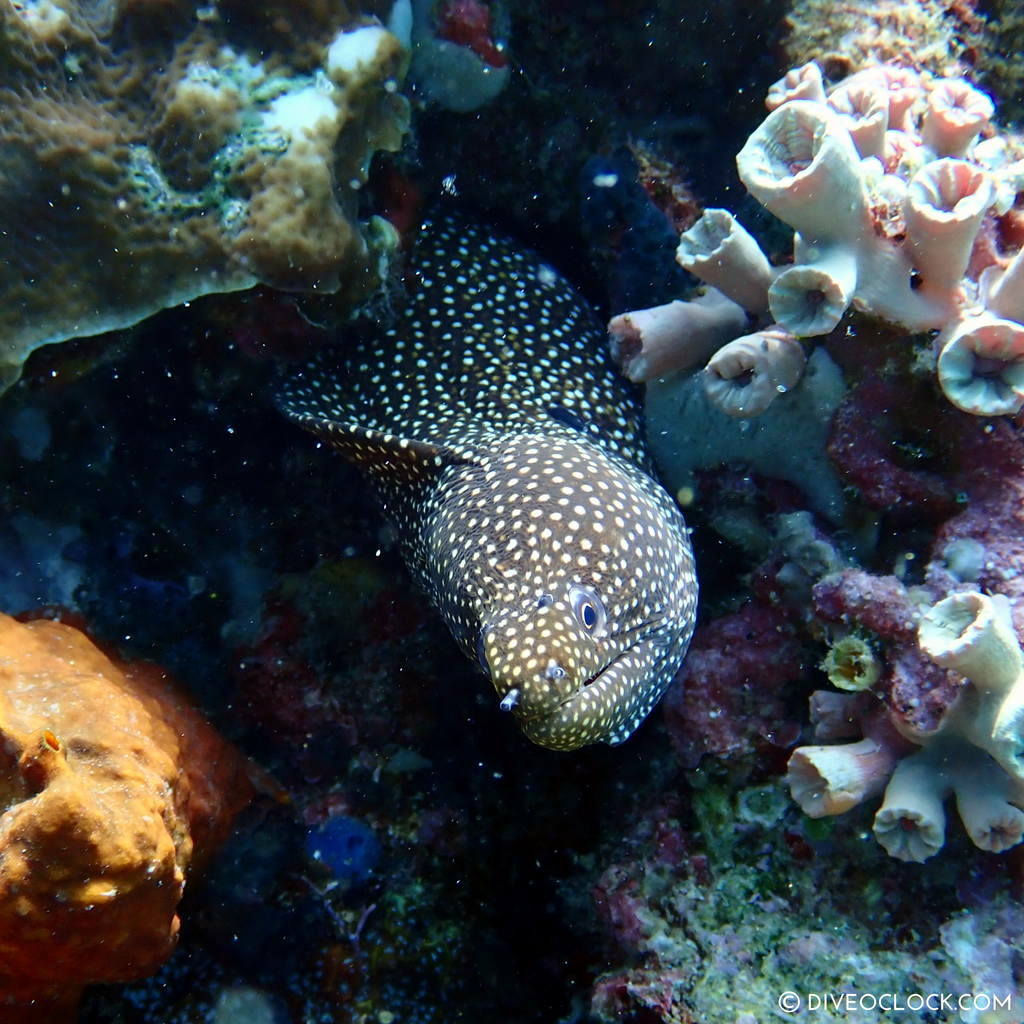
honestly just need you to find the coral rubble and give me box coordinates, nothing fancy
[0,0,409,392]
[582,787,1017,1024]
[0,613,253,1018]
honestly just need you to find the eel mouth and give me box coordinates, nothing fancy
[574,658,618,694]
[505,647,626,737]
[517,636,670,751]
[508,650,627,724]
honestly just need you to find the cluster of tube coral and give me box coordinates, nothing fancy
[610,60,1024,419]
[787,590,1024,862]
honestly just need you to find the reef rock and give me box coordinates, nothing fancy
[0,0,410,392]
[0,613,253,1019]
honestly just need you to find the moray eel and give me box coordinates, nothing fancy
[280,213,697,750]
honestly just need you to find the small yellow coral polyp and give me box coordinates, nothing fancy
[821,635,881,692]
[0,0,410,392]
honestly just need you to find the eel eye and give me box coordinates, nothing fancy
[569,584,606,634]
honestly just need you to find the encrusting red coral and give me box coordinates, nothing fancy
[0,613,254,1021]
[435,0,507,68]
[826,374,960,523]
[662,602,805,768]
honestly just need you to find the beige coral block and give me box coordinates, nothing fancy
[152,72,245,191]
[0,0,410,392]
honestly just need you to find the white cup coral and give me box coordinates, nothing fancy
[787,736,899,818]
[828,78,889,160]
[983,247,1024,324]
[920,78,994,158]
[675,209,774,315]
[702,327,807,417]
[871,745,950,862]
[736,100,868,245]
[935,313,1024,416]
[903,159,995,301]
[787,591,1024,862]
[767,239,859,336]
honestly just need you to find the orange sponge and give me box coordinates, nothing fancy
[0,614,253,1020]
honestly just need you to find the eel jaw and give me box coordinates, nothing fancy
[514,638,673,751]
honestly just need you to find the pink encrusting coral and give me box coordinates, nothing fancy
[662,602,805,769]
[610,60,1024,419]
[825,373,959,522]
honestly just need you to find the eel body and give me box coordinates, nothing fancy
[280,213,697,750]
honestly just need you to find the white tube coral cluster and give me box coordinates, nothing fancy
[734,90,946,337]
[787,591,1024,862]
[609,59,1024,419]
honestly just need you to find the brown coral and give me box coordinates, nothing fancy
[0,613,253,1019]
[0,0,409,392]
[782,0,984,80]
